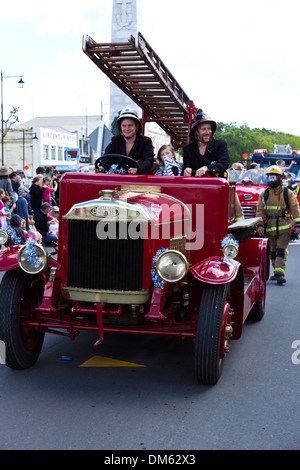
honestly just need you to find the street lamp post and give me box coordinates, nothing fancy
[1,71,24,166]
[22,130,38,170]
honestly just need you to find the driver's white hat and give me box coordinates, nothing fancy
[117,107,141,134]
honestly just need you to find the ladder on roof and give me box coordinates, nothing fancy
[82,32,196,146]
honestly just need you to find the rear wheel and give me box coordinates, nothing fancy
[195,284,230,385]
[0,269,45,369]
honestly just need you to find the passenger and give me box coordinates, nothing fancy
[277,159,295,172]
[34,202,58,245]
[183,109,229,178]
[155,144,182,176]
[103,107,154,174]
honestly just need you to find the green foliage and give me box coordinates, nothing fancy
[215,122,300,166]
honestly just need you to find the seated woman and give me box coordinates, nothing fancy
[101,107,154,174]
[155,144,182,176]
[10,214,27,245]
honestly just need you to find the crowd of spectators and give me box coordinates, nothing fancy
[0,165,60,246]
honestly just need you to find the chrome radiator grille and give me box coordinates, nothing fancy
[67,220,144,291]
[241,205,256,218]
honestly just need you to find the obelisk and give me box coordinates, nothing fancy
[110,0,143,132]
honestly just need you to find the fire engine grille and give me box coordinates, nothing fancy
[67,220,144,291]
[241,205,256,219]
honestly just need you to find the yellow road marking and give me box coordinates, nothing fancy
[80,356,146,368]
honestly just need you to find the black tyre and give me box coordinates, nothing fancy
[195,284,230,385]
[248,288,266,322]
[0,269,45,369]
[248,266,267,322]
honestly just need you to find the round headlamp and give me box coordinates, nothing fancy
[18,244,49,274]
[0,230,8,245]
[221,237,239,259]
[156,250,188,282]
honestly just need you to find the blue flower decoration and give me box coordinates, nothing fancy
[2,225,21,245]
[221,236,239,249]
[151,248,166,288]
[25,240,41,268]
[108,164,126,174]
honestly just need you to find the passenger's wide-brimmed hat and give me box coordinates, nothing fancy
[0,166,10,176]
[189,109,217,141]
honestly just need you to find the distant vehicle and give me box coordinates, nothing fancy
[229,168,267,218]
[251,146,300,182]
[230,167,300,219]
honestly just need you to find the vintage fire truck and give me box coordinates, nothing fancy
[0,33,269,385]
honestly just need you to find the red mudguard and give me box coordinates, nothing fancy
[189,256,241,284]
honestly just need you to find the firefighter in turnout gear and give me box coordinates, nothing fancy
[256,165,300,284]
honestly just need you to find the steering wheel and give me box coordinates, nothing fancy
[95,154,140,174]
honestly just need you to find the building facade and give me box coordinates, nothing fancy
[0,115,172,176]
[0,115,105,175]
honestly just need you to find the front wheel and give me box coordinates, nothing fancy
[0,269,45,369]
[195,284,230,385]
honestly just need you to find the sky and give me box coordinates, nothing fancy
[0,0,299,136]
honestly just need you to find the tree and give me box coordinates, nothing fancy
[215,122,300,166]
[3,106,20,138]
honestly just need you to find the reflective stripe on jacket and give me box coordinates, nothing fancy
[256,186,300,235]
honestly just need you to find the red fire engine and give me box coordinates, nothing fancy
[0,32,269,385]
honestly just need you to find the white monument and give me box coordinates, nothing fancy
[110,0,143,131]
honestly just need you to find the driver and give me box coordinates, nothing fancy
[183,109,229,177]
[100,108,154,174]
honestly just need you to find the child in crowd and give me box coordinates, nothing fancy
[42,176,57,207]
[155,144,182,176]
[45,206,60,244]
[2,195,12,225]
[20,218,30,241]
[0,188,10,228]
[28,215,42,243]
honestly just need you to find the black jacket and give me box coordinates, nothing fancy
[29,183,44,210]
[34,210,48,237]
[105,134,154,174]
[183,139,230,178]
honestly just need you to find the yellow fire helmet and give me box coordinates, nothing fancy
[266,165,284,176]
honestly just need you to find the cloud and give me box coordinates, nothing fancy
[0,1,112,36]
[1,0,299,135]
